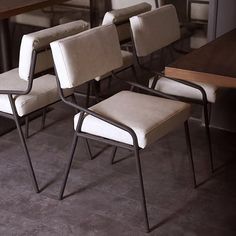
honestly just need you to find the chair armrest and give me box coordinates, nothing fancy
[125,65,208,104]
[60,93,137,139]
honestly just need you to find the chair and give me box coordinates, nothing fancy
[187,0,209,49]
[11,0,93,29]
[130,4,216,172]
[51,24,197,232]
[85,2,152,106]
[0,20,89,193]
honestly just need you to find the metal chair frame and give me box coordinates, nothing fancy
[0,46,73,193]
[130,30,214,174]
[55,66,197,232]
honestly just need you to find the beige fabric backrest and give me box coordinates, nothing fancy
[50,24,123,89]
[111,0,157,9]
[102,2,152,43]
[19,20,89,81]
[130,4,180,57]
[190,0,209,21]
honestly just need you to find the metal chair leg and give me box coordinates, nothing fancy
[85,81,91,108]
[203,103,214,173]
[134,146,150,233]
[8,95,39,193]
[41,108,47,130]
[24,116,29,139]
[184,120,197,188]
[59,132,79,200]
[110,146,117,165]
[84,138,93,160]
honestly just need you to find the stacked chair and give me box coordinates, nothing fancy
[50,23,198,233]
[129,4,217,173]
[85,2,152,106]
[11,0,94,29]
[0,20,89,192]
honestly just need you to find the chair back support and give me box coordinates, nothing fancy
[111,0,157,10]
[19,20,89,81]
[102,2,152,43]
[188,0,209,22]
[130,4,180,57]
[50,24,123,89]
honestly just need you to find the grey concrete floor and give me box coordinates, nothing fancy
[0,84,236,235]
[0,17,236,235]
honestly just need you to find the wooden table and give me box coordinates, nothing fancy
[165,29,236,88]
[0,0,67,72]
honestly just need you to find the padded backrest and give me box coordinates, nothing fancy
[102,2,152,43]
[19,20,89,81]
[111,0,157,10]
[130,4,180,57]
[50,24,123,89]
[189,0,209,21]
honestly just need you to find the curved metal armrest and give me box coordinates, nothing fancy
[60,94,137,140]
[139,65,208,104]
[112,72,179,101]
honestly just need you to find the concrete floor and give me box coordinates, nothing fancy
[0,83,236,235]
[0,11,236,234]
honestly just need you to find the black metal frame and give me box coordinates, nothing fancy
[129,20,214,175]
[59,0,96,27]
[0,46,72,193]
[55,66,197,232]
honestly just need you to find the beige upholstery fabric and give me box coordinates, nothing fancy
[19,20,89,81]
[12,9,54,28]
[111,0,157,9]
[95,50,133,81]
[102,2,152,42]
[51,24,123,89]
[190,0,209,21]
[0,69,72,117]
[130,5,180,57]
[150,77,218,103]
[74,91,191,148]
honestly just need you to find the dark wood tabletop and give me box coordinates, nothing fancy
[0,0,68,20]
[165,29,236,88]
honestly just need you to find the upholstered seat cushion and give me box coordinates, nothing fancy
[0,68,72,117]
[150,77,218,103]
[74,91,190,148]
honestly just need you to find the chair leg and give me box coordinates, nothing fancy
[184,120,197,188]
[24,116,29,139]
[203,104,214,173]
[110,146,117,165]
[15,115,39,193]
[41,108,47,130]
[85,81,91,108]
[134,146,150,233]
[59,132,79,200]
[84,138,93,160]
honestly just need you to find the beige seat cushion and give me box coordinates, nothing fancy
[0,68,72,117]
[150,77,218,103]
[12,9,55,28]
[74,91,191,148]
